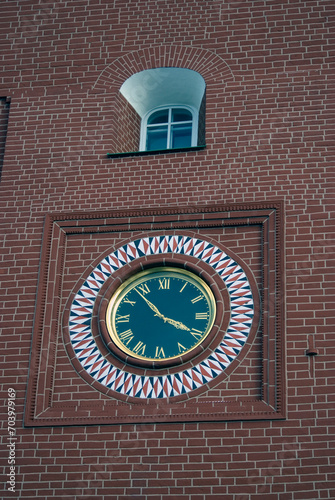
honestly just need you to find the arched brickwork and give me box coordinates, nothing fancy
[91,45,234,93]
[91,46,233,154]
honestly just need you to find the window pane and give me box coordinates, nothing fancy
[172,109,192,122]
[171,124,192,148]
[146,126,168,150]
[147,110,169,125]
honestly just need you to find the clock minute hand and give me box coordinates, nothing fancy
[135,288,164,318]
[134,288,190,331]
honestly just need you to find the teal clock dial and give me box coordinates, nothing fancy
[106,267,216,363]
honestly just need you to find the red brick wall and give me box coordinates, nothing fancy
[0,0,334,498]
[107,92,141,154]
[0,97,10,180]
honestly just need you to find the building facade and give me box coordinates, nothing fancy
[1,0,334,498]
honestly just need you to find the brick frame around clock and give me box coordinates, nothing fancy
[24,202,286,426]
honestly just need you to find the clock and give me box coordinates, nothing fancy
[106,267,216,364]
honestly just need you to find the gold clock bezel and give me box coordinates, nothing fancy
[105,267,217,362]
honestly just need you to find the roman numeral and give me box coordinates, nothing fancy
[116,314,130,323]
[133,341,146,355]
[191,295,203,304]
[118,329,134,346]
[177,342,187,353]
[123,297,136,306]
[137,283,150,295]
[158,278,170,289]
[179,282,187,293]
[155,346,165,358]
[195,312,208,320]
[190,329,203,340]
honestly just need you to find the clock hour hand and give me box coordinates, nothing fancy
[162,316,190,331]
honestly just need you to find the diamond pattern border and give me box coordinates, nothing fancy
[68,235,254,399]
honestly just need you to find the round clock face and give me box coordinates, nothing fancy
[106,267,216,363]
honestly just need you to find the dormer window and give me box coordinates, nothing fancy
[141,106,197,151]
[118,68,206,154]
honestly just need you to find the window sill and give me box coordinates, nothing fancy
[106,145,206,159]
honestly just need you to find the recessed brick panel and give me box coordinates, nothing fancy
[0,97,10,180]
[24,203,284,426]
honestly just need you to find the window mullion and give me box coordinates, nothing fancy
[143,105,197,151]
[167,108,172,149]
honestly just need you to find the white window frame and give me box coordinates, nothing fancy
[140,105,198,151]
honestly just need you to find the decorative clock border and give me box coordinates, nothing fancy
[67,234,254,399]
[24,202,286,426]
